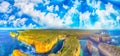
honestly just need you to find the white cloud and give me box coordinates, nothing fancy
[91,2,120,29]
[73,0,79,5]
[13,18,27,27]
[105,3,116,14]
[14,2,35,15]
[9,15,15,20]
[13,0,120,29]
[63,15,73,25]
[38,13,64,28]
[14,0,64,28]
[14,0,75,28]
[28,23,36,28]
[47,5,54,12]
[79,11,91,20]
[55,5,59,11]
[63,4,69,9]
[31,0,43,3]
[0,1,10,12]
[116,16,120,21]
[79,11,91,28]
[44,0,50,5]
[22,23,36,29]
[96,10,107,23]
[93,22,102,29]
[62,7,78,25]
[0,20,7,25]
[86,0,101,9]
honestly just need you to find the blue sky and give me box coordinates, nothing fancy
[0,0,120,29]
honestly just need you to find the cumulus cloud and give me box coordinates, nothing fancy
[27,23,36,28]
[79,11,91,28]
[4,0,118,29]
[0,20,7,25]
[22,23,37,29]
[39,13,64,28]
[63,4,69,9]
[93,2,120,29]
[9,15,15,20]
[47,5,54,12]
[14,0,77,28]
[55,5,59,11]
[0,1,10,12]
[13,18,27,27]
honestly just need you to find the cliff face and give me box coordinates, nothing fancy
[49,36,81,56]
[98,43,120,56]
[10,29,100,55]
[10,30,59,53]
[34,37,58,53]
[17,35,58,53]
[86,40,93,54]
[12,49,30,56]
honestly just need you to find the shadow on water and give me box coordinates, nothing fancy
[51,40,64,53]
[79,40,91,56]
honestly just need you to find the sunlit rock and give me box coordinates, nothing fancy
[10,32,18,38]
[12,49,30,56]
[89,36,100,43]
[15,30,59,53]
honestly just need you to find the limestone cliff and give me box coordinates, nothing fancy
[12,49,30,56]
[10,30,59,53]
[98,43,120,56]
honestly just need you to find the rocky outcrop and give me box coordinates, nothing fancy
[89,34,111,43]
[12,49,30,56]
[49,37,80,56]
[98,43,120,56]
[100,36,111,42]
[86,40,100,56]
[89,36,100,43]
[86,40,93,54]
[10,32,18,38]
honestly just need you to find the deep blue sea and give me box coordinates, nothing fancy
[0,30,120,56]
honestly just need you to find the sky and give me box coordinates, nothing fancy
[0,0,120,30]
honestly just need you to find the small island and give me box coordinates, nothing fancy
[10,32,18,38]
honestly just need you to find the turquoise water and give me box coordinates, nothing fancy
[0,30,120,56]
